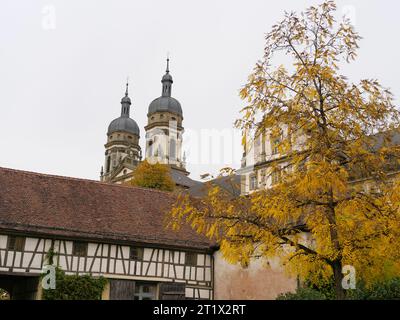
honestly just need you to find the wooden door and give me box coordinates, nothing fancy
[109,279,136,300]
[159,282,186,300]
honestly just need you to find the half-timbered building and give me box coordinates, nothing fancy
[0,167,215,300]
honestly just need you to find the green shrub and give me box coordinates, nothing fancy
[276,287,327,300]
[305,277,336,300]
[42,267,107,300]
[277,278,400,300]
[347,278,400,300]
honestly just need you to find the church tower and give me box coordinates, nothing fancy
[145,59,188,174]
[101,83,142,183]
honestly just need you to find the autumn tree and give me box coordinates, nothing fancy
[130,160,175,192]
[169,1,400,299]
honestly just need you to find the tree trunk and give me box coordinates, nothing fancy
[332,260,346,300]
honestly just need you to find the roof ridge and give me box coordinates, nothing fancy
[0,166,174,196]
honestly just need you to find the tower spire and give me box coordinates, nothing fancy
[125,77,129,96]
[121,79,131,117]
[161,57,173,97]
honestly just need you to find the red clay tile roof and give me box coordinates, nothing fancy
[0,167,214,251]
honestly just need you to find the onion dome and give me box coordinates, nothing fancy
[107,82,140,136]
[148,58,183,117]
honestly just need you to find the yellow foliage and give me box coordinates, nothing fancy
[168,1,400,299]
[129,160,175,192]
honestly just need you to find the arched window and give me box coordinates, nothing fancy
[106,156,111,173]
[147,140,153,157]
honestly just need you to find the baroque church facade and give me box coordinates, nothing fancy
[100,59,197,189]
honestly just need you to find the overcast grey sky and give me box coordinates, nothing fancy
[0,0,399,181]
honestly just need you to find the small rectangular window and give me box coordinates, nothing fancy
[249,175,257,191]
[7,236,25,251]
[185,252,197,266]
[271,136,281,155]
[271,170,282,186]
[130,247,144,261]
[72,241,88,257]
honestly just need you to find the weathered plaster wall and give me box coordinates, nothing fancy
[102,281,110,300]
[213,251,297,300]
